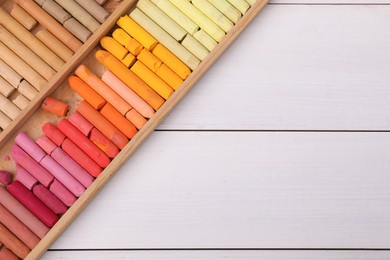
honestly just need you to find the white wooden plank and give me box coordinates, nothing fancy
[48,132,390,249]
[157,5,390,130]
[42,250,390,260]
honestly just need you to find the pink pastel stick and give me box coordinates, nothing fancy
[69,112,94,136]
[40,155,85,197]
[0,248,19,260]
[36,135,57,154]
[15,132,46,162]
[8,181,59,228]
[33,184,67,215]
[11,144,54,187]
[49,179,76,207]
[15,164,38,190]
[51,147,94,188]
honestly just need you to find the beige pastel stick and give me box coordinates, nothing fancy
[0,42,46,91]
[0,25,56,81]
[137,0,187,42]
[245,0,257,5]
[0,7,65,71]
[2,1,37,30]
[226,0,250,14]
[0,76,15,98]
[169,0,225,42]
[181,34,209,61]
[18,80,38,101]
[42,0,72,24]
[0,60,22,87]
[74,0,109,23]
[64,18,92,43]
[0,110,11,129]
[207,0,241,24]
[0,93,21,120]
[194,29,217,52]
[32,25,74,62]
[15,0,83,52]
[151,0,199,35]
[192,0,233,33]
[9,91,29,110]
[94,0,107,5]
[53,0,101,32]
[130,8,200,70]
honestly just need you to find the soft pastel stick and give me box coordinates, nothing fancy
[89,128,119,159]
[207,0,241,24]
[226,0,250,14]
[2,1,37,30]
[125,109,147,130]
[33,184,67,214]
[15,0,83,52]
[8,181,59,228]
[63,18,92,43]
[77,101,128,149]
[117,15,157,50]
[192,0,234,33]
[69,112,93,136]
[0,171,12,186]
[51,147,94,187]
[100,103,138,139]
[156,64,183,90]
[0,111,11,130]
[100,36,128,60]
[245,0,257,6]
[68,76,106,110]
[61,138,102,177]
[36,135,57,154]
[41,0,71,24]
[112,28,143,55]
[0,60,22,88]
[11,144,54,187]
[10,91,29,110]
[182,33,210,61]
[0,93,20,120]
[41,97,69,117]
[58,119,111,168]
[75,65,131,115]
[121,53,136,67]
[42,122,66,146]
[49,179,76,207]
[193,29,217,52]
[152,44,191,80]
[0,203,40,249]
[74,0,110,23]
[101,71,155,119]
[137,49,162,73]
[18,80,38,101]
[96,50,164,111]
[0,247,19,260]
[0,222,30,258]
[0,186,49,239]
[15,132,47,162]
[40,155,85,197]
[15,164,38,190]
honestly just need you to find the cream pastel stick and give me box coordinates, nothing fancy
[226,0,250,14]
[192,0,233,33]
[193,29,217,52]
[181,34,209,61]
[207,0,241,24]
[245,0,257,5]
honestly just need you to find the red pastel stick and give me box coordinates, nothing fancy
[57,119,110,168]
[0,247,19,260]
[15,132,46,162]
[62,138,103,177]
[42,122,66,146]
[15,164,38,190]
[33,185,67,215]
[11,144,54,187]
[90,128,120,158]
[7,181,59,228]
[49,179,76,207]
[69,112,94,136]
[36,135,57,154]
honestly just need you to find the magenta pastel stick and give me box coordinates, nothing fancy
[33,184,67,215]
[51,147,94,188]
[69,112,94,136]
[49,179,76,207]
[7,181,59,228]
[40,155,85,197]
[36,135,57,154]
[11,144,54,187]
[15,132,47,162]
[15,164,38,190]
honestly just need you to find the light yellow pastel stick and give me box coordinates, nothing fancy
[192,0,233,33]
[0,76,15,98]
[0,110,11,130]
[112,28,143,55]
[137,0,187,42]
[181,34,209,61]
[226,0,250,14]
[193,29,217,52]
[207,0,241,24]
[150,0,198,35]
[245,0,257,6]
[130,8,200,70]
[0,93,21,120]
[168,0,225,42]
[100,36,128,60]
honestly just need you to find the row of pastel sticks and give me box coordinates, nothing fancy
[0,0,110,134]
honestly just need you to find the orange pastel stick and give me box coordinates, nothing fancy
[90,128,119,158]
[95,50,164,110]
[68,76,106,110]
[41,97,69,116]
[77,101,128,149]
[100,103,137,139]
[125,109,147,130]
[75,65,131,115]
[156,64,183,90]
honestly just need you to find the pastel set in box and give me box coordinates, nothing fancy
[0,0,268,258]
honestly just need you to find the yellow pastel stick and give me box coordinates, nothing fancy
[130,8,200,70]
[181,34,209,61]
[117,15,158,50]
[192,0,233,33]
[130,61,174,100]
[168,0,225,42]
[121,53,136,68]
[152,44,191,80]
[207,0,241,24]
[100,36,128,60]
[193,29,217,52]
[156,64,183,91]
[112,28,143,55]
[226,0,250,14]
[245,0,257,6]
[137,49,162,73]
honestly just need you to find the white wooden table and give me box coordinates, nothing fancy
[42,0,390,259]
